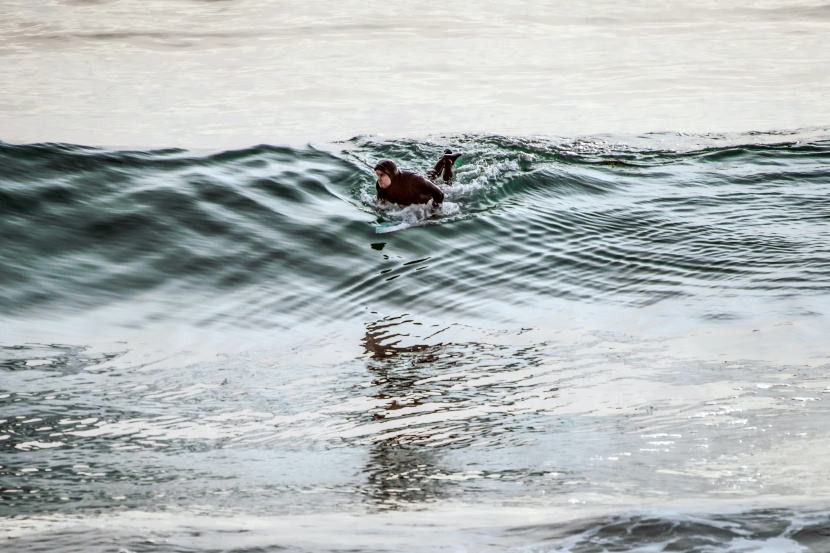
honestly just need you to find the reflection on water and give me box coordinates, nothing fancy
[357,313,573,509]
[362,315,449,508]
[4,315,830,520]
[362,315,437,360]
[3,313,830,550]
[364,442,447,508]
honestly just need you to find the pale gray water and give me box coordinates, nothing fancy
[4,306,830,551]
[1,0,829,147]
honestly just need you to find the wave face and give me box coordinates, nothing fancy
[3,133,830,327]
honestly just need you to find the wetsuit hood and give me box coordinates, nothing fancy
[374,159,399,179]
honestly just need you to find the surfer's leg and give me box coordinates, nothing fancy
[429,158,445,182]
[443,162,453,184]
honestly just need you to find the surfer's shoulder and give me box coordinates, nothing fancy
[399,169,432,184]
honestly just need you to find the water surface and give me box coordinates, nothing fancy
[1,0,829,147]
[3,132,830,551]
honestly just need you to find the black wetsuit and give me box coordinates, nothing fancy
[430,150,462,183]
[375,159,444,206]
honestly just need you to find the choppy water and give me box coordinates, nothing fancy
[3,131,830,551]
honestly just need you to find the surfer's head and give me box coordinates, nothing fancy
[374,159,398,188]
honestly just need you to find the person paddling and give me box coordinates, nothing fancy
[375,159,444,208]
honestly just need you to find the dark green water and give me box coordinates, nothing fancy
[3,133,830,326]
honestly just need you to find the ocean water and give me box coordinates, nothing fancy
[3,0,830,146]
[4,133,830,552]
[3,2,830,553]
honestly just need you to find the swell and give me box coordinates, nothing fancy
[332,133,830,320]
[0,141,370,319]
[2,133,830,327]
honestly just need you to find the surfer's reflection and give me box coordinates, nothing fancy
[359,314,451,509]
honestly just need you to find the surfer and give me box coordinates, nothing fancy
[375,159,444,208]
[427,149,462,184]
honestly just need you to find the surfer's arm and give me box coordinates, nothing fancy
[422,178,444,207]
[434,185,444,206]
[376,182,390,204]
